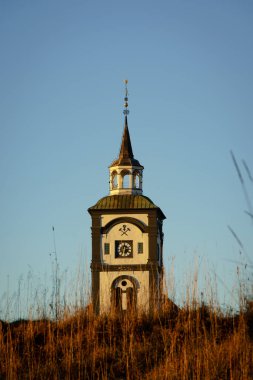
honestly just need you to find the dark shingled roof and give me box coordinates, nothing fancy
[110,116,143,168]
[88,195,166,219]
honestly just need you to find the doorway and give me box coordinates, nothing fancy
[111,276,138,312]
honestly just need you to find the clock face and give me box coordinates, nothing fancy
[115,240,133,258]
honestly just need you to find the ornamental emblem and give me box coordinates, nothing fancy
[119,224,130,236]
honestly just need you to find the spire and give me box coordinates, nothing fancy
[109,80,143,168]
[119,80,133,158]
[118,116,134,160]
[109,81,144,195]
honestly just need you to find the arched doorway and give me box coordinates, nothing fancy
[111,276,139,313]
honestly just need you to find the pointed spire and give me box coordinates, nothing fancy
[119,116,133,160]
[110,117,141,167]
[109,80,143,168]
[109,81,144,195]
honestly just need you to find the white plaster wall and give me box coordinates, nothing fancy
[102,222,149,264]
[99,271,149,314]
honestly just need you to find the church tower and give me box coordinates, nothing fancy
[88,81,166,314]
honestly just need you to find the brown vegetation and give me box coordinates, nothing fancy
[0,302,252,380]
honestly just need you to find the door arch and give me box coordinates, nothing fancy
[111,275,139,313]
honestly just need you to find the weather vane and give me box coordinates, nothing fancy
[123,79,129,115]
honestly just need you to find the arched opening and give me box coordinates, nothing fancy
[111,276,138,313]
[133,171,141,189]
[111,171,118,189]
[121,170,130,189]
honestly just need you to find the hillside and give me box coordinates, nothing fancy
[0,303,252,379]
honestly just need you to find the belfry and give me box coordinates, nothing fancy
[88,81,166,314]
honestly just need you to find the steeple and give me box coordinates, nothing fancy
[111,116,142,167]
[109,81,144,195]
[119,116,133,160]
[88,81,166,316]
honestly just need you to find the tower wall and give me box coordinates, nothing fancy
[99,271,149,313]
[89,205,165,314]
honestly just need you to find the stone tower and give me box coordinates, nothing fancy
[88,82,166,314]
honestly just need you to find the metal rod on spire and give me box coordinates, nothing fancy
[123,79,129,116]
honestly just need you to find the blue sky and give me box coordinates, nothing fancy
[1,0,253,317]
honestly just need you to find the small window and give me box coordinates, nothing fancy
[104,243,110,255]
[138,242,143,254]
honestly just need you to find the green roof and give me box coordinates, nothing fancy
[88,195,166,218]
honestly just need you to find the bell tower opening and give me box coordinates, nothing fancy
[133,170,141,189]
[121,170,131,189]
[111,171,118,189]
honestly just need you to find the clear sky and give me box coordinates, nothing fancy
[1,0,253,318]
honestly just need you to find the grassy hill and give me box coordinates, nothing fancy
[0,302,252,379]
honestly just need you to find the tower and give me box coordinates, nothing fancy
[88,81,166,314]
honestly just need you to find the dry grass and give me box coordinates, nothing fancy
[0,301,252,380]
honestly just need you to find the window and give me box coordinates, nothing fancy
[138,242,143,254]
[104,243,110,255]
[157,244,160,260]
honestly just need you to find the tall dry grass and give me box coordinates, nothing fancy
[0,300,252,379]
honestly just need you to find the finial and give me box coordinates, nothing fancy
[123,79,129,115]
